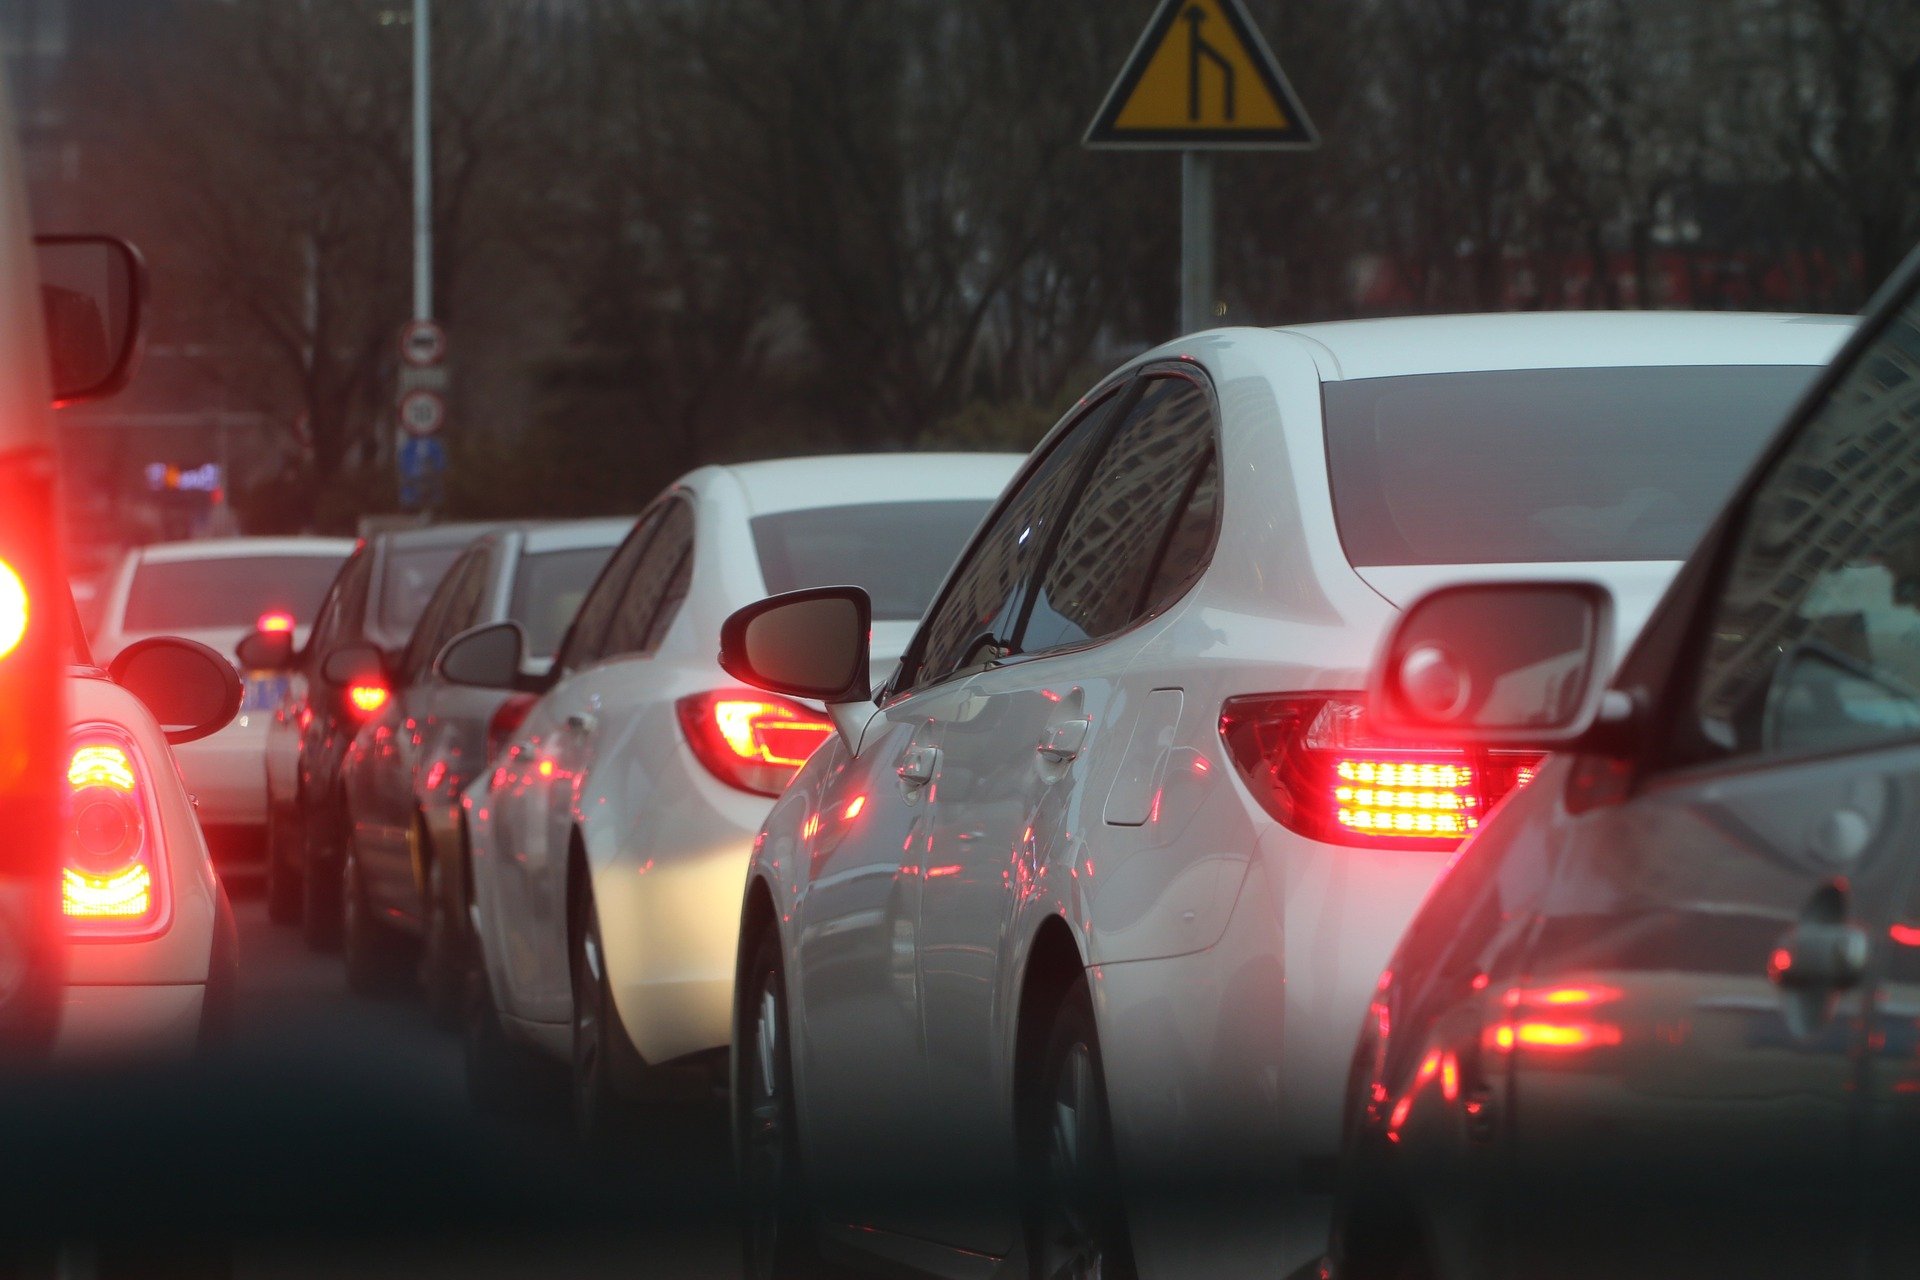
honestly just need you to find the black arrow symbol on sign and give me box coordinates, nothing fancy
[1184,5,1235,121]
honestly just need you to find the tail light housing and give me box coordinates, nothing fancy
[1219,694,1540,851]
[63,728,168,937]
[676,691,834,797]
[487,692,538,762]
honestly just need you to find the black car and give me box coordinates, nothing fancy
[242,523,505,950]
[1329,248,1920,1279]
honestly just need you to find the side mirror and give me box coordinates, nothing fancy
[320,642,387,687]
[236,629,296,672]
[719,586,872,704]
[435,621,525,691]
[1370,582,1614,746]
[35,235,144,405]
[108,637,241,745]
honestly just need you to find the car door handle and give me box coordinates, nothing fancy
[566,712,596,735]
[1770,921,1870,992]
[897,744,940,787]
[1037,718,1092,764]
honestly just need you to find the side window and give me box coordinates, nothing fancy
[556,510,661,673]
[905,390,1122,690]
[311,551,368,660]
[1018,375,1218,654]
[400,551,471,683]
[1692,291,1920,759]
[603,499,694,659]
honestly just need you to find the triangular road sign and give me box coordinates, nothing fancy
[1084,0,1318,150]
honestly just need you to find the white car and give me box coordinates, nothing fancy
[92,537,354,874]
[456,453,1022,1136]
[717,312,1854,1279]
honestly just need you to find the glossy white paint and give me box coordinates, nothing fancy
[465,455,1022,1071]
[738,313,1855,1277]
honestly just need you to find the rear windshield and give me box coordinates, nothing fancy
[379,544,464,636]
[753,499,994,621]
[120,555,345,633]
[1324,365,1822,565]
[509,545,619,660]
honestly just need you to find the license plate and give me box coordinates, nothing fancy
[242,673,291,713]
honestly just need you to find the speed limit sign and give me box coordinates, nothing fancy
[398,388,447,437]
[400,320,447,367]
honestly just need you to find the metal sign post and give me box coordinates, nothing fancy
[1084,0,1319,336]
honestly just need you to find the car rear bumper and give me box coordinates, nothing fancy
[55,983,205,1060]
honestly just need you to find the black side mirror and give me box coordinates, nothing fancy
[35,235,144,405]
[320,642,387,687]
[109,637,241,745]
[1370,581,1614,746]
[435,621,526,691]
[719,586,872,704]
[236,629,296,672]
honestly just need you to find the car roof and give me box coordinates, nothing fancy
[520,517,635,554]
[372,521,506,552]
[132,536,356,563]
[715,452,1027,517]
[1272,311,1858,381]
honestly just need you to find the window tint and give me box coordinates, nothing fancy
[120,555,345,634]
[1019,376,1216,653]
[510,545,620,661]
[1693,294,1920,759]
[414,551,491,681]
[1325,365,1824,566]
[752,500,995,622]
[906,391,1118,689]
[400,550,474,683]
[603,500,694,658]
[557,510,661,672]
[378,543,466,637]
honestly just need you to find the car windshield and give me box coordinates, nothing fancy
[1324,364,1823,565]
[510,545,619,659]
[379,544,464,637]
[119,555,345,633]
[752,499,994,621]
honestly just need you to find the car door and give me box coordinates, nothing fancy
[1498,283,1920,1278]
[911,370,1222,1251]
[301,549,372,811]
[795,390,1119,1233]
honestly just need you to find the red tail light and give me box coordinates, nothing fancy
[1218,694,1540,850]
[347,682,389,717]
[0,557,26,660]
[487,692,538,762]
[676,691,834,797]
[256,610,294,634]
[63,729,167,936]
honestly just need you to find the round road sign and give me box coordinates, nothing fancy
[398,388,447,437]
[400,319,448,367]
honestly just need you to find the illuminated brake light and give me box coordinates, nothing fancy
[0,557,25,660]
[62,730,165,934]
[257,611,294,634]
[1219,693,1541,850]
[677,691,834,797]
[349,684,389,715]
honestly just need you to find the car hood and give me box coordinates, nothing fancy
[1353,560,1682,666]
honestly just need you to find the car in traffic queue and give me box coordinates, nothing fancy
[715,312,1855,1280]
[454,454,1023,1139]
[243,522,506,947]
[90,537,353,873]
[1327,257,1920,1280]
[333,518,628,1015]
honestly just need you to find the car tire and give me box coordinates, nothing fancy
[1021,973,1137,1280]
[735,924,821,1280]
[419,829,468,1031]
[343,834,413,998]
[263,803,303,926]
[465,966,557,1118]
[300,801,345,953]
[569,884,634,1148]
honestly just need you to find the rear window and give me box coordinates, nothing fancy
[120,555,345,634]
[752,499,994,621]
[379,544,464,636]
[1324,365,1822,566]
[509,545,619,660]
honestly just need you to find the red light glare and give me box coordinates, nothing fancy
[349,684,389,715]
[1505,983,1622,1009]
[843,794,866,820]
[1892,923,1920,948]
[0,556,25,660]
[257,611,295,634]
[1770,946,1793,975]
[1440,1052,1460,1102]
[1511,1020,1621,1051]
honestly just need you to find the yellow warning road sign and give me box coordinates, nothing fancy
[1084,0,1317,150]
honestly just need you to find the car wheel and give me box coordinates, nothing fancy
[570,887,630,1146]
[300,801,345,953]
[343,834,413,998]
[465,965,560,1119]
[264,803,303,926]
[419,831,468,1030]
[1022,974,1136,1280]
[736,924,820,1279]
